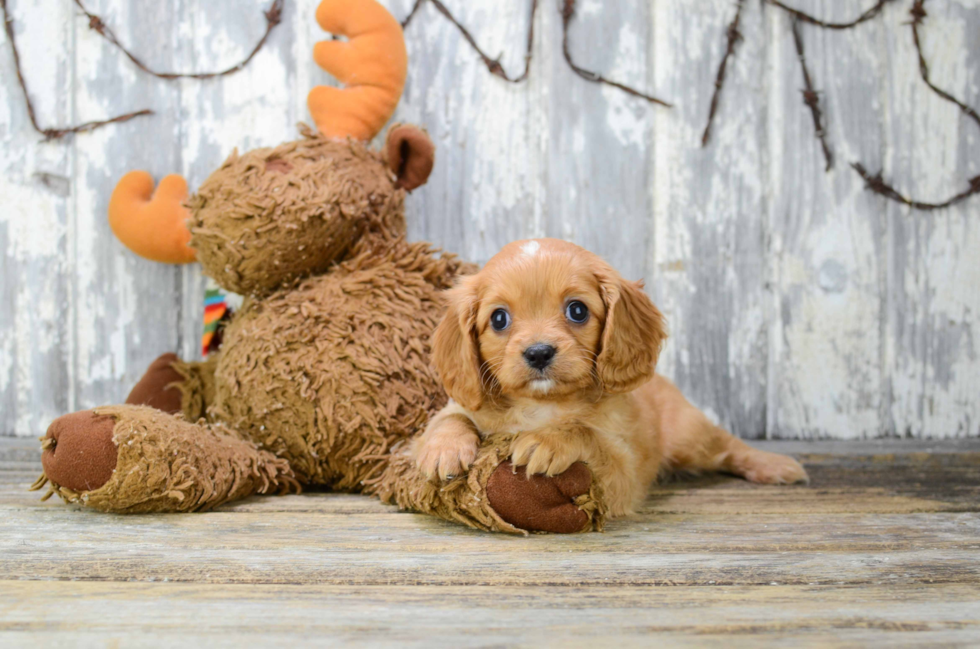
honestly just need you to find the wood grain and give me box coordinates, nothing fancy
[881,0,980,438]
[2,0,979,439]
[1,581,979,649]
[70,0,183,415]
[0,0,74,442]
[765,2,886,439]
[1,581,978,648]
[2,442,979,644]
[651,0,769,438]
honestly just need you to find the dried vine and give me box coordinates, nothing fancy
[909,0,980,130]
[757,0,979,208]
[73,0,284,80]
[702,0,744,147]
[2,0,283,140]
[790,18,833,171]
[853,163,980,211]
[561,0,670,107]
[1,0,151,140]
[704,0,900,152]
[401,0,670,107]
[853,0,980,209]
[6,0,977,212]
[401,0,536,83]
[766,0,896,30]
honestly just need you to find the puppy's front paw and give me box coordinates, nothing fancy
[739,450,809,485]
[414,426,479,481]
[510,432,580,477]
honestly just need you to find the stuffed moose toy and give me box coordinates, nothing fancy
[32,0,605,534]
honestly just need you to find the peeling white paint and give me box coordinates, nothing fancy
[1,0,978,438]
[601,23,648,149]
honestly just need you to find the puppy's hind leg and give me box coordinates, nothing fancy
[688,424,809,485]
[652,377,808,485]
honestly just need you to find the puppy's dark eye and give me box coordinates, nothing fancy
[490,308,511,332]
[565,300,589,324]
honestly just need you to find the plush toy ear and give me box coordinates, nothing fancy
[432,276,484,411]
[595,276,667,393]
[385,124,435,191]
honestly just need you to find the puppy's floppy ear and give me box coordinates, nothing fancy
[432,276,484,410]
[596,275,667,393]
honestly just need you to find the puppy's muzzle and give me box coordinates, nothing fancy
[523,343,556,371]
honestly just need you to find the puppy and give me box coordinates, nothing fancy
[414,239,807,517]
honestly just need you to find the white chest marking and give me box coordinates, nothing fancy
[528,378,554,393]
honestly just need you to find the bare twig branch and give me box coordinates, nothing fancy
[909,0,980,131]
[561,0,671,107]
[702,0,745,147]
[790,18,833,171]
[1,0,151,140]
[400,0,669,106]
[848,0,980,211]
[400,0,425,29]
[853,163,980,210]
[401,0,536,83]
[766,0,895,30]
[72,0,284,80]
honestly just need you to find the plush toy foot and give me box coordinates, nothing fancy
[41,410,118,493]
[125,353,184,414]
[33,405,298,513]
[485,461,593,534]
[373,435,606,534]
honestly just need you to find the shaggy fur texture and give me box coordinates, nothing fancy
[34,130,607,534]
[205,238,465,488]
[188,126,401,297]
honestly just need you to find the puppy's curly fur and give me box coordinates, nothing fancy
[415,239,808,517]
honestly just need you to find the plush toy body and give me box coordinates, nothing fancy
[33,0,602,534]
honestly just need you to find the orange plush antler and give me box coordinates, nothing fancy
[308,0,408,141]
[108,171,196,264]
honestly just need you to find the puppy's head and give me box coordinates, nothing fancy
[433,239,667,410]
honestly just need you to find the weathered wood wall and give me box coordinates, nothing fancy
[1,0,977,439]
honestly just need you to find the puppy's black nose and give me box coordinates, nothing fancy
[523,344,556,371]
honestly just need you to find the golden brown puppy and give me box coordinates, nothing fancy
[414,239,808,517]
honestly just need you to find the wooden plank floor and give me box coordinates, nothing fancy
[2,438,979,647]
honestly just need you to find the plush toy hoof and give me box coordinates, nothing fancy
[486,461,592,533]
[125,353,184,414]
[41,411,118,493]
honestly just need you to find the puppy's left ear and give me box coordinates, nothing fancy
[596,276,667,393]
[385,124,435,191]
[432,276,485,410]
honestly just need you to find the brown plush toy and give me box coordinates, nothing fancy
[32,0,604,534]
